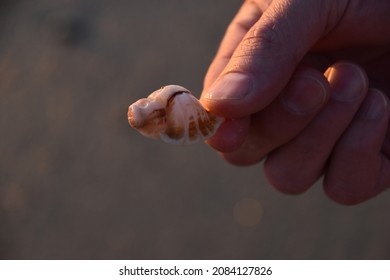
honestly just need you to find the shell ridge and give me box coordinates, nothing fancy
[165,93,186,144]
[177,94,193,144]
[128,85,224,145]
[175,95,187,145]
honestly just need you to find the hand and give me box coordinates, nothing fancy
[200,0,390,205]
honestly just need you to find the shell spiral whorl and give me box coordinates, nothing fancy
[127,85,223,145]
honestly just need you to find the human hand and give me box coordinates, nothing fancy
[200,0,390,204]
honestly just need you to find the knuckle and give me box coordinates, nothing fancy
[239,24,282,56]
[230,21,299,71]
[250,23,282,48]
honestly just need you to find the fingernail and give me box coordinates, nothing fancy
[281,76,327,115]
[205,72,252,100]
[357,89,388,120]
[325,62,367,102]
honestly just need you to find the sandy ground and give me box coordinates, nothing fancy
[0,0,389,259]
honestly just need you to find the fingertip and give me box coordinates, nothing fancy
[201,72,257,118]
[220,149,264,166]
[356,88,389,121]
[324,61,369,102]
[206,116,250,153]
[281,69,330,115]
[323,180,373,206]
[219,132,267,166]
[263,158,311,195]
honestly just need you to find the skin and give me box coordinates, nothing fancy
[200,0,390,205]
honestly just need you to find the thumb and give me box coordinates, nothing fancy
[201,0,336,118]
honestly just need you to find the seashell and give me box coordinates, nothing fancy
[128,85,223,145]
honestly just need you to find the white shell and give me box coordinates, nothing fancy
[128,85,223,145]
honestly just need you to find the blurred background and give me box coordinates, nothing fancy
[0,0,389,259]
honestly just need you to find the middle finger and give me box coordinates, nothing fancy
[264,62,368,194]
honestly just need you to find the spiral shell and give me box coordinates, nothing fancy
[128,85,223,145]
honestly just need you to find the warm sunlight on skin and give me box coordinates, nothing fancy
[200,0,390,205]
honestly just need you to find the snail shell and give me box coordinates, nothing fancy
[128,85,223,145]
